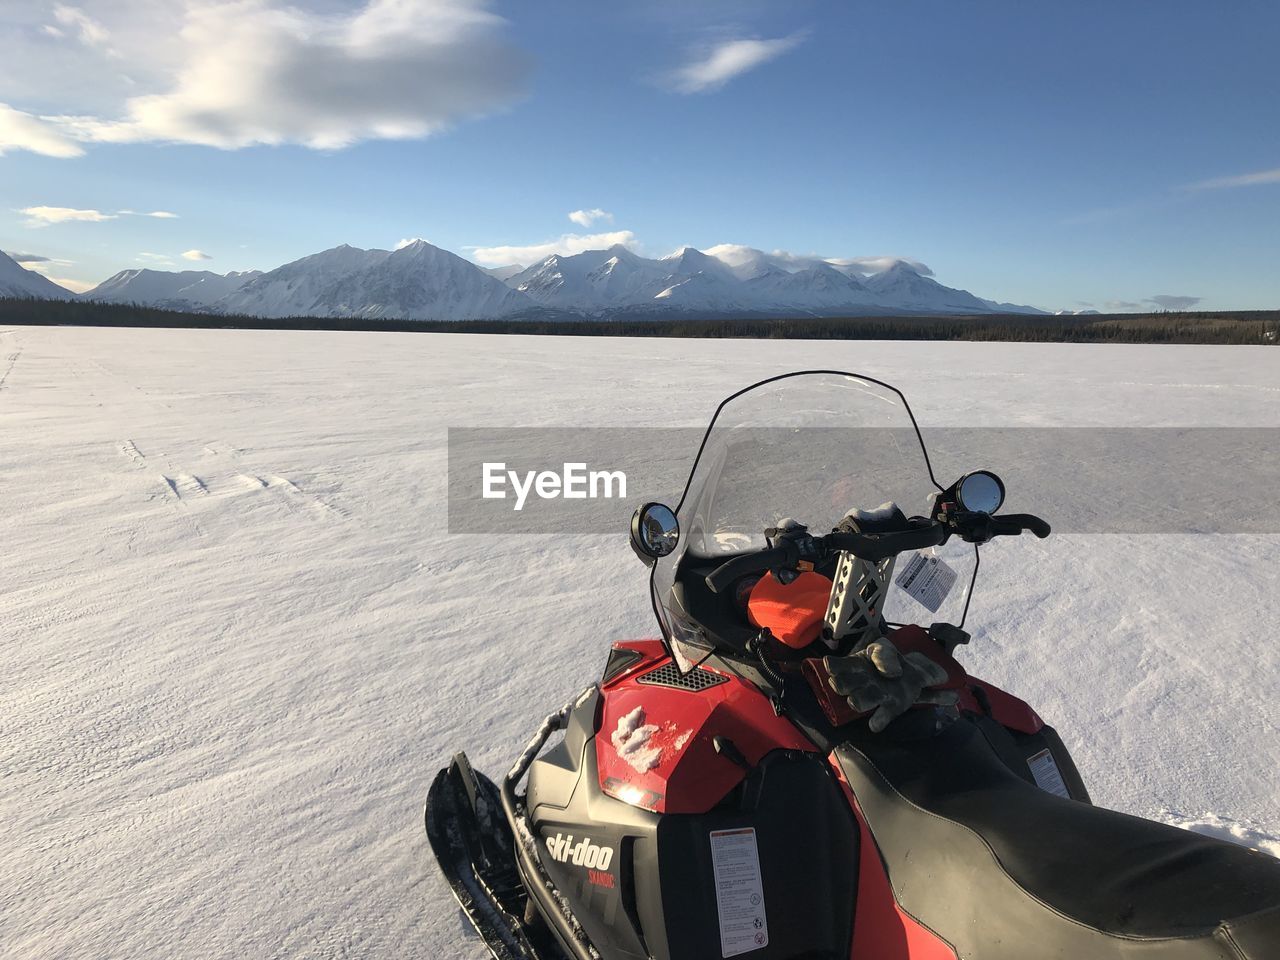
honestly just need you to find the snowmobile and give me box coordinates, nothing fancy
[426,371,1280,960]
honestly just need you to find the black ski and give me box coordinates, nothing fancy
[425,753,567,960]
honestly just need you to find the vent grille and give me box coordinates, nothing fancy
[636,662,729,691]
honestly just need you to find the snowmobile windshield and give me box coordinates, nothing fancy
[651,371,975,671]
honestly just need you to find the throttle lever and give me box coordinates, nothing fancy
[996,513,1051,539]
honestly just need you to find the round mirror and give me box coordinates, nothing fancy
[957,471,1005,514]
[630,502,680,564]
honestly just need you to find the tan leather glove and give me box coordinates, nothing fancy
[824,639,959,733]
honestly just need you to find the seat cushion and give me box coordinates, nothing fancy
[835,720,1280,959]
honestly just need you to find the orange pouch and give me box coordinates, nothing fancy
[747,571,833,649]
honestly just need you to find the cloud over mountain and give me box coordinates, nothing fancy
[470,231,639,267]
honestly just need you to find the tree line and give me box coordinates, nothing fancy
[1,297,1276,345]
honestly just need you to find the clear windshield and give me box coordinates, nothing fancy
[651,372,976,669]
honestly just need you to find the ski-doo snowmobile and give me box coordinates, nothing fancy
[427,371,1280,960]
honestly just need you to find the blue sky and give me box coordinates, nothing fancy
[1,0,1277,311]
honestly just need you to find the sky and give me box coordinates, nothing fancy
[0,0,1277,312]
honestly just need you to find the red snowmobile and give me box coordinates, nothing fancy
[426,371,1280,960]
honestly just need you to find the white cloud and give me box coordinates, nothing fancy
[18,259,93,293]
[701,243,933,277]
[0,0,529,157]
[52,4,111,49]
[181,249,212,261]
[136,252,175,265]
[395,237,430,250]
[568,208,612,228]
[0,103,85,157]
[47,275,96,293]
[668,33,806,94]
[1146,294,1202,310]
[15,255,92,291]
[1183,167,1280,191]
[20,256,72,271]
[470,230,638,267]
[826,256,934,277]
[20,205,116,226]
[18,205,178,227]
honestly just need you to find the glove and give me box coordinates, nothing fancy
[824,640,959,733]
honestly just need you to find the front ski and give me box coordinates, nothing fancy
[425,753,567,960]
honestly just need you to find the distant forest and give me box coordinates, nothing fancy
[2,297,1277,345]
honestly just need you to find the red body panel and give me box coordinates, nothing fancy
[957,677,1045,734]
[596,649,813,815]
[831,760,959,960]
[591,641,1048,956]
[597,640,1045,816]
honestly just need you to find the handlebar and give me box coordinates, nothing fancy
[828,524,949,560]
[703,546,796,594]
[705,523,947,594]
[991,513,1052,539]
[704,512,1050,594]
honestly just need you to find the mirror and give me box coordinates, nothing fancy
[630,502,680,565]
[957,471,1005,514]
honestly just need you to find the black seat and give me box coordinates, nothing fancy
[836,719,1280,959]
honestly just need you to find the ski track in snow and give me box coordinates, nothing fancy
[0,328,1277,959]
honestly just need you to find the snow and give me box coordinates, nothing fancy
[509,245,674,312]
[509,244,1034,316]
[45,241,1046,320]
[1159,812,1280,858]
[0,249,73,300]
[609,707,662,773]
[1,326,1277,959]
[213,241,532,322]
[82,268,263,308]
[866,261,991,313]
[846,502,903,524]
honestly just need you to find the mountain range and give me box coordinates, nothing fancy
[1,252,75,301]
[1,241,1046,319]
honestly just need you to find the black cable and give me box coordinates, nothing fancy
[958,543,981,629]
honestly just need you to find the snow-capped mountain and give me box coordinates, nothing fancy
[507,245,675,311]
[83,269,262,307]
[506,244,1035,317]
[745,262,878,312]
[12,240,1048,319]
[864,261,992,314]
[215,245,392,318]
[321,240,534,320]
[217,241,533,321]
[0,250,73,300]
[481,264,525,282]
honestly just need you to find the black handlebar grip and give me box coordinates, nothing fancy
[705,545,794,594]
[827,523,947,561]
[995,514,1052,539]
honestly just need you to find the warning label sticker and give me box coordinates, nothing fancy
[709,828,769,957]
[1028,748,1071,798]
[894,552,958,613]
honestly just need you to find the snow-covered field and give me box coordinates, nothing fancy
[2,326,1278,960]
